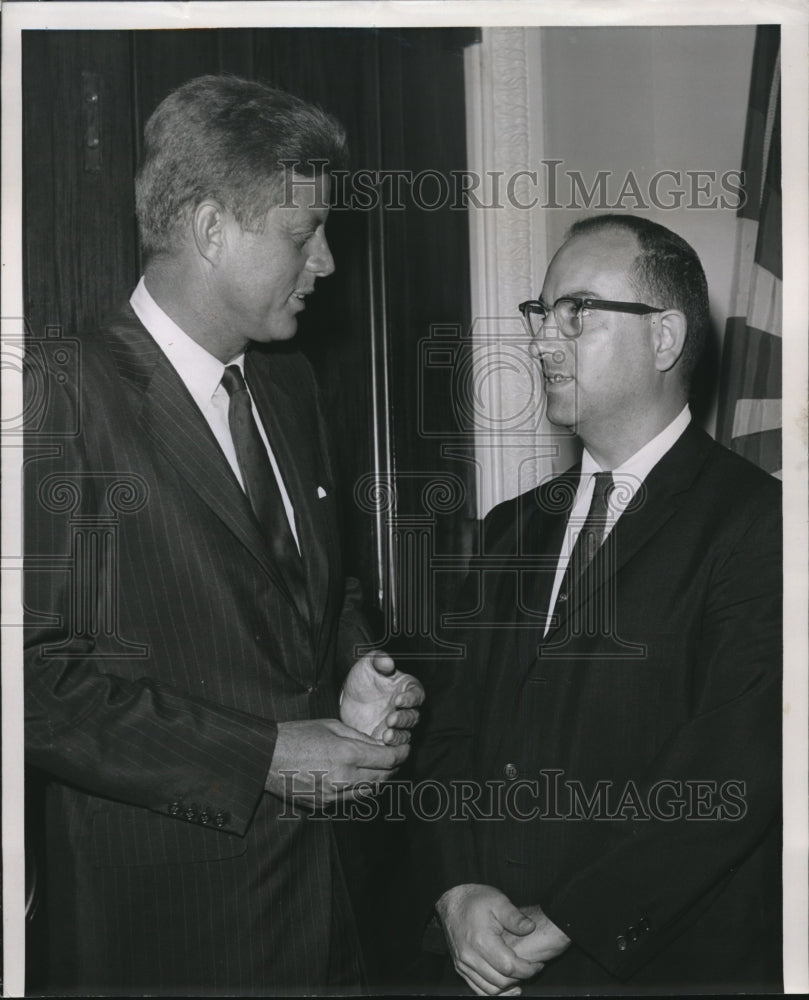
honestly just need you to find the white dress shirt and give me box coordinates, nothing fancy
[130,277,300,549]
[544,405,691,634]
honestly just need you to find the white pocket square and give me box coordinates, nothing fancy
[317,486,327,499]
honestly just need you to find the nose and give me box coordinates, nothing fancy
[535,309,563,339]
[528,310,565,359]
[306,228,335,278]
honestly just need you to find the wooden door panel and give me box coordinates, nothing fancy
[23,30,138,339]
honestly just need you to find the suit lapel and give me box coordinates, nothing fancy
[517,472,578,671]
[489,424,714,769]
[483,481,574,764]
[546,424,714,639]
[103,307,310,628]
[246,350,331,646]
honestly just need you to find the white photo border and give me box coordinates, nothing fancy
[2,3,806,996]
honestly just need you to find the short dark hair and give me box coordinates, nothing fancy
[135,75,348,257]
[567,214,710,386]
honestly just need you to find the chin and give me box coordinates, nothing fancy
[545,403,574,428]
[255,321,299,344]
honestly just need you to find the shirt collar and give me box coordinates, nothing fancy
[130,276,244,406]
[581,405,692,489]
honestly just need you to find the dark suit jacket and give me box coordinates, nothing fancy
[415,423,782,994]
[24,305,370,993]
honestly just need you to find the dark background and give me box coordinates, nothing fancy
[23,27,479,990]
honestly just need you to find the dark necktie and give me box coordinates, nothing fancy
[520,471,615,665]
[220,365,308,619]
[558,470,614,602]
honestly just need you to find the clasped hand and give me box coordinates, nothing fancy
[339,649,424,745]
[266,651,423,806]
[436,884,571,996]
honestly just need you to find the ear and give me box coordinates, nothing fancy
[652,309,687,373]
[192,200,227,264]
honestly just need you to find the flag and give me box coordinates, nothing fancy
[716,26,782,478]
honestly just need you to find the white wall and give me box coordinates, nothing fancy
[535,25,756,438]
[467,25,757,511]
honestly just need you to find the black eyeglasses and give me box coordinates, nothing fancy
[518,296,664,339]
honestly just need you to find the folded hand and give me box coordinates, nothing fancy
[340,650,424,745]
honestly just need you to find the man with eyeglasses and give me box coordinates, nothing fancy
[414,215,781,994]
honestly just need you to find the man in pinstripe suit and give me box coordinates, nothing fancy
[24,76,422,994]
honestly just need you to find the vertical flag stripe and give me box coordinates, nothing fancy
[716,26,781,478]
[732,399,782,439]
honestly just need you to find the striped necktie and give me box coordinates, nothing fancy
[557,470,614,605]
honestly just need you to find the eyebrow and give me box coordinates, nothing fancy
[538,290,600,307]
[284,206,329,225]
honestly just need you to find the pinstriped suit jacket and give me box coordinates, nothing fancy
[24,305,370,993]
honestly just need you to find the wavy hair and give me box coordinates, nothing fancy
[135,75,348,257]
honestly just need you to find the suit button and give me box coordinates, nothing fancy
[185,804,198,822]
[199,809,210,825]
[504,763,518,780]
[639,916,651,932]
[307,684,318,694]
[168,801,181,817]
[557,591,568,603]
[616,935,627,951]
[628,925,639,942]
[214,810,230,828]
